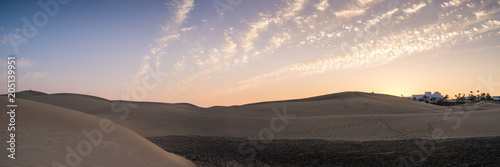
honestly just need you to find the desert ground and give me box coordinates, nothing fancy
[1,90,500,166]
[0,96,195,167]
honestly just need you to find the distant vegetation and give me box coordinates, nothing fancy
[409,90,494,106]
[453,90,493,103]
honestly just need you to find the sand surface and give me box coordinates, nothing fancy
[21,92,500,141]
[0,97,195,167]
[148,136,500,166]
[4,91,499,166]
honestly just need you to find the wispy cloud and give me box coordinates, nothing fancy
[335,8,366,18]
[267,32,291,51]
[403,2,427,14]
[474,11,487,18]
[221,1,500,95]
[139,0,500,103]
[279,0,308,20]
[357,0,376,6]
[314,0,329,11]
[133,0,195,83]
[181,26,197,32]
[171,0,195,24]
[364,8,399,30]
[25,72,48,78]
[441,0,466,8]
[241,0,308,54]
[241,17,275,53]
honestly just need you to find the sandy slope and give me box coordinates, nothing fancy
[18,91,500,141]
[205,92,446,117]
[0,97,195,167]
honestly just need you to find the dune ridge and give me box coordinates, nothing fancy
[12,90,500,141]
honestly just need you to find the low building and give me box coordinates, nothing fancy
[410,91,444,103]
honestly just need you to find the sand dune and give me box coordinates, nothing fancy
[0,97,195,167]
[205,92,446,117]
[16,91,500,141]
[22,92,114,115]
[4,90,500,166]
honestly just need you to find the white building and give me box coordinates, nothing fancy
[493,96,500,101]
[410,92,444,103]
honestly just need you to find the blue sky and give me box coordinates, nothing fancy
[1,0,499,106]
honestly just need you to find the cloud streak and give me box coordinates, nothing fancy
[404,2,427,14]
[220,0,500,95]
[136,0,500,103]
[133,0,195,83]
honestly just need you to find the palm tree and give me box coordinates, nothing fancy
[469,91,476,102]
[476,90,485,101]
[486,93,492,101]
[442,95,449,105]
[455,93,461,103]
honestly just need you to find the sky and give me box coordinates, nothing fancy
[0,0,499,107]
